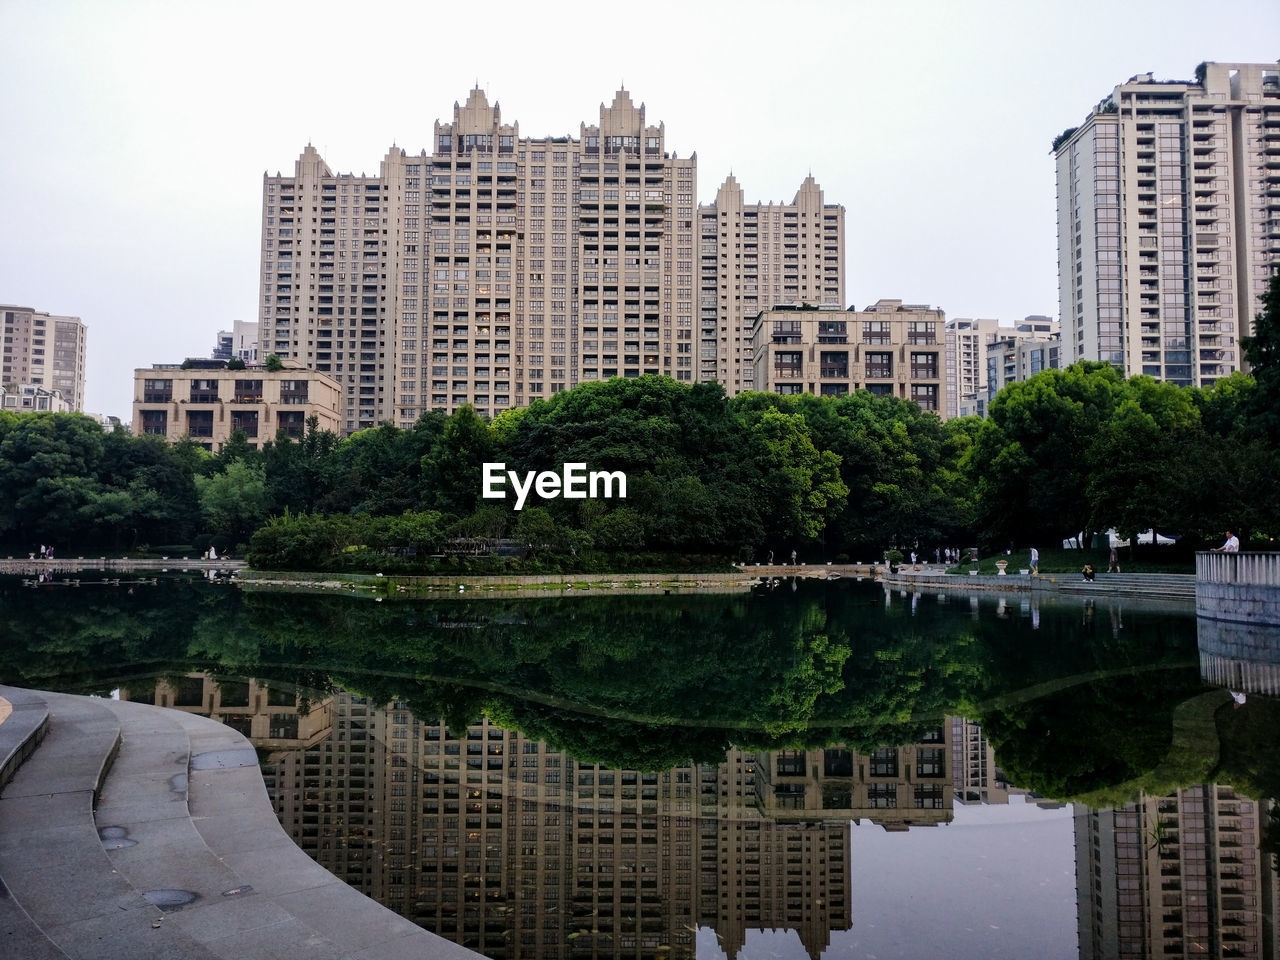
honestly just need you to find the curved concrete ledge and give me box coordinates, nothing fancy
[0,687,51,793]
[0,686,485,960]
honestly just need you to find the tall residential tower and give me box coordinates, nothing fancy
[1054,62,1280,387]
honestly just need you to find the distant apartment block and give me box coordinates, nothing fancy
[2,304,87,411]
[751,300,946,415]
[986,318,1063,406]
[1055,62,1280,387]
[698,175,845,392]
[130,358,341,450]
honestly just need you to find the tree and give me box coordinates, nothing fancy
[196,459,271,545]
[966,362,1125,547]
[1240,272,1280,441]
[264,353,284,372]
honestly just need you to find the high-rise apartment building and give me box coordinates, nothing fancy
[260,89,700,433]
[2,304,87,411]
[698,176,845,391]
[261,89,846,434]
[1054,62,1280,388]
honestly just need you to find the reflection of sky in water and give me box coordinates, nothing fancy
[696,798,1074,960]
[843,798,1076,960]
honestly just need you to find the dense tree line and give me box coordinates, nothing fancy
[3,277,1278,563]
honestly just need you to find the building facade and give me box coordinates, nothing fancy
[0,384,73,413]
[986,320,1063,406]
[2,304,87,411]
[130,359,341,450]
[944,317,1000,419]
[260,89,847,434]
[260,89,701,433]
[751,301,946,415]
[1054,62,1280,387]
[697,175,845,392]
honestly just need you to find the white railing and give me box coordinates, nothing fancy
[1196,551,1280,587]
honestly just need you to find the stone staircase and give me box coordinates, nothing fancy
[1048,572,1197,602]
[0,685,483,960]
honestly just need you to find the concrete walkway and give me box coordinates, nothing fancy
[881,568,1197,605]
[0,685,483,960]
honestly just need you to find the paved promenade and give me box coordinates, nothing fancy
[0,685,483,960]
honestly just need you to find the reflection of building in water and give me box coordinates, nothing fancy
[263,693,958,959]
[1074,785,1279,960]
[951,717,1020,804]
[121,674,332,750]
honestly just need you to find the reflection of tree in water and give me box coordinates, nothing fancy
[6,575,1273,804]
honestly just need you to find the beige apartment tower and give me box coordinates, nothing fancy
[261,89,849,433]
[2,305,87,411]
[1055,62,1280,387]
[698,176,845,392]
[260,89,700,433]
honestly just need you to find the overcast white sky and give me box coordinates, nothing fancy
[1,1,1276,419]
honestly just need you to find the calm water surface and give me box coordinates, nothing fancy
[2,573,1277,960]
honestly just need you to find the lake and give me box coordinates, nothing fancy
[1,573,1276,959]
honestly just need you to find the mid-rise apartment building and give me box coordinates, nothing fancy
[944,317,1000,419]
[751,301,946,415]
[986,318,1062,406]
[2,304,87,411]
[1055,62,1280,387]
[697,175,845,392]
[0,384,73,413]
[131,358,341,449]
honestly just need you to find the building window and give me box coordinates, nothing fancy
[868,783,897,808]
[773,351,803,379]
[865,352,892,379]
[862,321,891,344]
[189,379,220,403]
[907,321,937,345]
[143,379,172,403]
[817,320,847,343]
[820,351,848,379]
[911,384,939,411]
[869,748,898,777]
[231,410,260,438]
[140,409,168,435]
[909,352,938,379]
[185,410,214,438]
[234,379,263,402]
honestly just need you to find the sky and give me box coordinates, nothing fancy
[1,0,1277,420]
